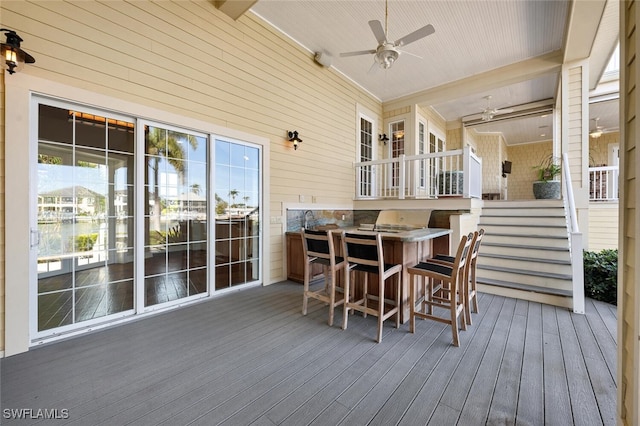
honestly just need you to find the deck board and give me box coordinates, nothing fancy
[1,281,617,426]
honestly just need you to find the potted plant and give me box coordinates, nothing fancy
[532,155,562,199]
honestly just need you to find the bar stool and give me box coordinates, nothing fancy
[301,228,346,327]
[341,232,402,343]
[407,232,473,347]
[431,229,484,325]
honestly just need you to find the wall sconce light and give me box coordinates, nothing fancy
[502,160,512,178]
[1,28,35,74]
[379,134,389,144]
[287,130,303,150]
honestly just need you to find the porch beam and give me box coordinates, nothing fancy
[383,50,563,111]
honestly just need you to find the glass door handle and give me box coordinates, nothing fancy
[30,228,40,248]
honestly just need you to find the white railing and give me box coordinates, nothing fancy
[588,165,619,201]
[562,153,584,314]
[354,146,482,200]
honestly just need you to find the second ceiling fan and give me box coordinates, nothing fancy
[481,95,514,122]
[340,0,435,70]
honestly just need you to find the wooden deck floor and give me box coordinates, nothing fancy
[1,280,617,425]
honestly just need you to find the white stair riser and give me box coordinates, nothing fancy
[480,245,570,261]
[481,224,567,237]
[480,216,566,226]
[483,234,569,249]
[483,200,564,209]
[477,268,572,290]
[477,256,572,275]
[481,209,566,218]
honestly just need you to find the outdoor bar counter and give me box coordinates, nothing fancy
[288,226,452,324]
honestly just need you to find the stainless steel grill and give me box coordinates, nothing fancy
[358,210,432,233]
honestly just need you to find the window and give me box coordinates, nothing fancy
[359,114,375,197]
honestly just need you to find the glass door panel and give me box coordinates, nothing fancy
[214,139,261,290]
[37,104,135,333]
[143,125,208,307]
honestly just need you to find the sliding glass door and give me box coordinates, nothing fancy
[33,99,262,338]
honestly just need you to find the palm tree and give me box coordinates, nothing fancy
[145,127,198,234]
[229,189,239,207]
[190,183,201,196]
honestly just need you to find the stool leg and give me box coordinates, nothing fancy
[342,269,351,330]
[409,274,416,334]
[328,268,335,327]
[302,261,310,316]
[394,274,400,329]
[376,277,385,343]
[451,298,460,347]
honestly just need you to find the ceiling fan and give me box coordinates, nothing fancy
[480,95,514,122]
[339,0,435,70]
[590,117,605,138]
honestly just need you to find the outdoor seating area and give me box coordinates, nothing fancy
[1,281,616,425]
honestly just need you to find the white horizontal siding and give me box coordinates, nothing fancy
[0,0,381,291]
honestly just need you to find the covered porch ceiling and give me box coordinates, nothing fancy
[248,0,619,145]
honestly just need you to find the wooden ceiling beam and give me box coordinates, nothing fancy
[383,50,563,111]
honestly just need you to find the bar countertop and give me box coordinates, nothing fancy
[287,226,452,243]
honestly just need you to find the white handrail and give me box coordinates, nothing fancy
[561,152,584,314]
[562,153,579,233]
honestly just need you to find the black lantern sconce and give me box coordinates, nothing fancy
[379,133,389,144]
[502,160,512,178]
[1,29,35,74]
[287,130,303,150]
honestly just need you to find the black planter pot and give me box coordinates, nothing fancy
[533,180,561,199]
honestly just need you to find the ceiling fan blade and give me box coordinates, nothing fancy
[340,49,376,57]
[368,20,387,44]
[494,108,514,115]
[401,50,423,59]
[394,24,435,47]
[367,60,379,75]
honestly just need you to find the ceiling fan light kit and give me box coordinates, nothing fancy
[375,45,399,69]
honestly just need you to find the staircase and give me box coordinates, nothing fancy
[476,200,574,309]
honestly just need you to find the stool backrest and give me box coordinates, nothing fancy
[470,228,485,263]
[301,228,335,263]
[342,232,384,274]
[453,232,474,281]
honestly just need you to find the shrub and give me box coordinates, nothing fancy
[72,233,99,252]
[583,249,618,305]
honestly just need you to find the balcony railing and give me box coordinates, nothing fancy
[588,165,619,201]
[354,146,482,200]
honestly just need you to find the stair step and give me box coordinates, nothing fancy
[479,252,571,265]
[478,254,572,275]
[483,234,569,249]
[482,242,569,252]
[480,224,567,237]
[478,264,572,280]
[476,277,573,297]
[481,244,570,262]
[479,217,566,226]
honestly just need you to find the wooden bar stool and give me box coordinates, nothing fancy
[407,232,473,347]
[301,228,346,327]
[341,232,402,343]
[431,229,484,325]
